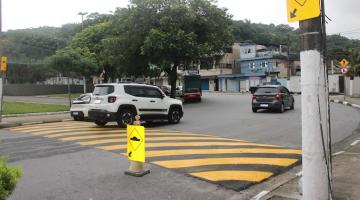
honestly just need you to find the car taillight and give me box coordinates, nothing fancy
[108,96,117,103]
[252,95,257,100]
[275,94,281,100]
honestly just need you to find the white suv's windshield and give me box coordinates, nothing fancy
[93,85,114,96]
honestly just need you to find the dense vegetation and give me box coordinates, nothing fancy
[0,0,359,86]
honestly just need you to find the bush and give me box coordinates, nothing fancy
[0,158,23,200]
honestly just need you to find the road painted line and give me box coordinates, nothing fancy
[20,121,44,126]
[251,190,270,200]
[10,121,91,128]
[332,151,345,156]
[63,133,244,142]
[78,133,221,145]
[40,129,125,136]
[8,123,93,131]
[353,104,360,109]
[97,141,280,151]
[144,148,302,158]
[152,157,298,168]
[190,170,273,182]
[45,130,197,138]
[296,171,302,177]
[28,128,172,135]
[350,140,360,146]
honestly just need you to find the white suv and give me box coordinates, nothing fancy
[88,83,184,127]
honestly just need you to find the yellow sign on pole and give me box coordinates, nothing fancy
[127,125,145,163]
[1,56,7,72]
[339,59,349,68]
[287,0,321,22]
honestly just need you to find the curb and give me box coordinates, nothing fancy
[330,99,360,110]
[0,119,72,129]
[2,111,70,118]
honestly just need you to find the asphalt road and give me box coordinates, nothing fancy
[1,93,359,200]
[157,93,360,148]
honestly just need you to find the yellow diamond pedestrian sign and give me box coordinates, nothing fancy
[287,0,321,22]
[339,59,349,68]
[127,125,145,163]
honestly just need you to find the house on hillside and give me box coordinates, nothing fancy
[218,43,292,92]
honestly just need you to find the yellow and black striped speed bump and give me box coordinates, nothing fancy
[6,121,302,191]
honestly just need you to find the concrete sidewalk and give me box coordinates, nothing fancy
[262,97,360,200]
[0,113,71,128]
[4,96,69,105]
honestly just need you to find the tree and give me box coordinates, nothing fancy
[46,47,98,77]
[70,21,113,80]
[348,49,360,77]
[111,0,234,97]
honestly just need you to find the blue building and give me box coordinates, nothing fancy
[219,43,289,92]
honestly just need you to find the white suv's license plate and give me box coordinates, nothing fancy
[94,100,101,104]
[72,112,79,115]
[260,104,269,108]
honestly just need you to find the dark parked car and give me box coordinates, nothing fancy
[252,85,294,113]
[183,88,201,102]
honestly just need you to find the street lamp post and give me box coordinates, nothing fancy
[78,12,88,94]
[0,0,3,122]
[78,12,88,31]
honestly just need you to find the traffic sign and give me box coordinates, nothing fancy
[1,56,7,72]
[339,59,349,68]
[127,125,145,163]
[287,0,321,22]
[340,68,348,74]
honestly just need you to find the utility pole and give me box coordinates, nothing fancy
[300,9,332,200]
[287,34,291,80]
[78,12,88,31]
[78,12,88,94]
[0,0,3,122]
[0,0,2,33]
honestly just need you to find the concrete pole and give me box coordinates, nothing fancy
[0,74,3,122]
[349,77,353,97]
[331,60,334,75]
[0,0,3,122]
[83,76,86,94]
[67,77,72,107]
[300,17,332,200]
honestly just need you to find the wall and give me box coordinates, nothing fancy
[240,44,257,59]
[346,76,360,97]
[287,76,301,93]
[4,84,94,96]
[328,74,340,94]
[277,78,288,87]
[353,77,360,96]
[240,57,272,76]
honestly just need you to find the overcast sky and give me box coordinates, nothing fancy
[2,0,360,39]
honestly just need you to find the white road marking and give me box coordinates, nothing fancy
[350,140,360,146]
[251,190,269,200]
[332,151,345,156]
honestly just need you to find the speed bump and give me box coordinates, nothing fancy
[6,121,302,191]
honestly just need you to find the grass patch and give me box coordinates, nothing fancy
[47,93,83,99]
[3,101,69,115]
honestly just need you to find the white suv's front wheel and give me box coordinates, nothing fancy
[168,108,181,124]
[117,109,135,128]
